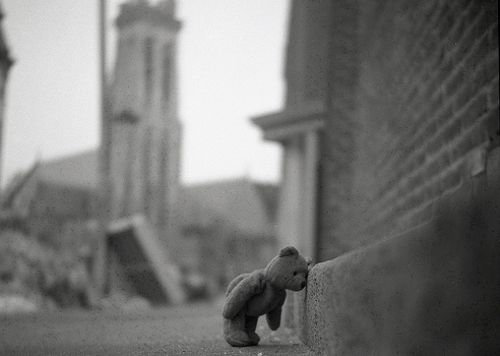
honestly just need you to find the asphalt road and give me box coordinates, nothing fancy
[0,299,315,355]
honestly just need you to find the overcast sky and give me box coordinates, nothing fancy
[1,0,288,187]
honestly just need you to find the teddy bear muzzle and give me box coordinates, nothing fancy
[288,276,307,291]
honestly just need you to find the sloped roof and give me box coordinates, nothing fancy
[0,164,38,211]
[1,150,99,214]
[178,179,279,237]
[34,151,281,237]
[37,150,99,191]
[2,148,280,239]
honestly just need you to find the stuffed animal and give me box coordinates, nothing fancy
[222,246,311,347]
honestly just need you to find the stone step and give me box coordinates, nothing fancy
[302,178,500,355]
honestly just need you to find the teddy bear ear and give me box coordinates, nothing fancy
[279,246,299,257]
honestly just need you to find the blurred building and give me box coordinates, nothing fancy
[254,0,499,262]
[0,151,97,242]
[0,151,278,299]
[0,1,13,186]
[253,1,498,349]
[1,0,280,303]
[109,0,182,237]
[176,179,278,294]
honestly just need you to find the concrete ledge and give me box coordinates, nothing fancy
[302,180,500,355]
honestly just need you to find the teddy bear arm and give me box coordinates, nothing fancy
[223,271,264,319]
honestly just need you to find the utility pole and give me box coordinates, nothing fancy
[92,0,111,298]
[0,2,13,188]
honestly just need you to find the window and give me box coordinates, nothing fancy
[144,37,154,101]
[162,44,172,102]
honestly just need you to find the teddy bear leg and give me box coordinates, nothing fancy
[224,310,255,347]
[245,316,260,344]
[266,306,282,331]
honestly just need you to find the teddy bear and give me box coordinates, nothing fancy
[222,246,311,347]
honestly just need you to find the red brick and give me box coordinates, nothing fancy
[316,0,499,257]
[490,21,499,49]
[458,93,488,130]
[476,57,499,92]
[423,180,442,202]
[440,118,462,144]
[474,5,497,38]
[426,136,442,156]
[488,78,499,106]
[485,106,500,147]
[436,4,455,37]
[416,202,434,225]
[456,133,477,156]
[463,35,491,75]
[425,156,442,180]
[445,67,466,97]
[448,15,467,52]
[442,167,463,191]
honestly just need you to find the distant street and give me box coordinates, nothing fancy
[0,299,314,355]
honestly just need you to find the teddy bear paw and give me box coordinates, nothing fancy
[247,331,260,344]
[225,331,258,347]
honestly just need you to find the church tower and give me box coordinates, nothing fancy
[109,0,182,236]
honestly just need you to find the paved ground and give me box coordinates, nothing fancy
[0,298,315,355]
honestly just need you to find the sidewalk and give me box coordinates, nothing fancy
[0,298,314,355]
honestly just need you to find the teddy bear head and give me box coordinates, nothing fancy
[264,246,311,291]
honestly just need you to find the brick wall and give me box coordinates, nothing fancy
[316,0,360,260]
[317,0,499,260]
